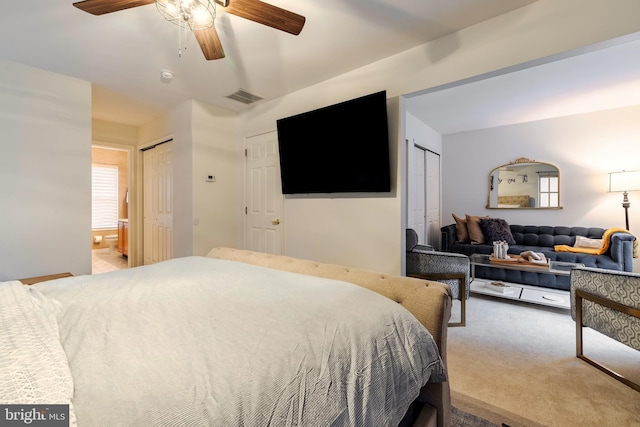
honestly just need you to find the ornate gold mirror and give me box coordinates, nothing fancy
[487,157,561,209]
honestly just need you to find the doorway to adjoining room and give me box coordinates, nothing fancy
[91,145,130,273]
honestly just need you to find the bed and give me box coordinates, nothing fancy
[1,248,452,427]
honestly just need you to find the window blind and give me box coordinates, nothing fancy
[92,164,119,229]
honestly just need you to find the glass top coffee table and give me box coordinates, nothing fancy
[470,253,583,277]
[469,253,585,309]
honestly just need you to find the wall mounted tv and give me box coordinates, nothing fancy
[276,90,391,194]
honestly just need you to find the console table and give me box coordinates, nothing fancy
[469,254,584,309]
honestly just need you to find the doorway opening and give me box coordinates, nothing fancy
[91,145,131,273]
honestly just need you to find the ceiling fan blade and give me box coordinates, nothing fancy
[73,0,155,15]
[193,26,226,60]
[222,0,305,35]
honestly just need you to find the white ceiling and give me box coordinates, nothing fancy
[0,0,536,126]
[2,1,638,133]
[405,35,640,135]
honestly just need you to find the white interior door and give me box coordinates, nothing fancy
[408,143,426,240]
[245,131,284,254]
[425,150,441,248]
[407,143,441,248]
[143,140,173,264]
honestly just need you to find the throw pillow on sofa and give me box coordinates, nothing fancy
[452,213,470,243]
[574,236,603,249]
[466,214,489,244]
[479,218,516,245]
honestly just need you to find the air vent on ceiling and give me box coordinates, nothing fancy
[226,89,264,105]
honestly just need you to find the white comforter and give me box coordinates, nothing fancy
[4,256,446,426]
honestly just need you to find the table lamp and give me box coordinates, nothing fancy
[608,170,640,230]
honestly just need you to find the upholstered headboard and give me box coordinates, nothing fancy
[497,195,530,207]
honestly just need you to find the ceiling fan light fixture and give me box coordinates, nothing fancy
[73,0,305,61]
[156,0,216,30]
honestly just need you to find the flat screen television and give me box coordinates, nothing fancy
[276,90,391,194]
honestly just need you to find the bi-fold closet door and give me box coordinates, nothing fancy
[408,143,440,249]
[143,139,174,265]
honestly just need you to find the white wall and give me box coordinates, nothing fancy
[278,97,402,273]
[190,101,239,256]
[0,59,92,280]
[441,105,640,269]
[93,120,138,147]
[237,0,640,274]
[406,113,442,156]
[138,100,238,260]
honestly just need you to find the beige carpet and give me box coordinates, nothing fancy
[447,294,640,427]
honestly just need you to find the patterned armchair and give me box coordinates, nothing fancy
[570,267,640,391]
[406,229,470,327]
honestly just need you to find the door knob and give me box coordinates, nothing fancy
[272,219,280,225]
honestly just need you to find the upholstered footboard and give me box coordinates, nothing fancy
[207,247,452,427]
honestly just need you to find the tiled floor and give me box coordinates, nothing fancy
[92,248,129,274]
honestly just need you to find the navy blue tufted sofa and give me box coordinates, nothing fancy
[440,224,635,291]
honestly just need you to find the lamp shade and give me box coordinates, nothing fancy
[609,170,640,193]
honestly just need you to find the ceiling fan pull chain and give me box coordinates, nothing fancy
[183,22,188,55]
[179,19,190,58]
[178,21,183,58]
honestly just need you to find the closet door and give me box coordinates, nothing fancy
[143,140,173,265]
[408,144,440,248]
[408,144,426,242]
[425,149,441,249]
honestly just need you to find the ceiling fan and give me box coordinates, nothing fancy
[72,0,306,60]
